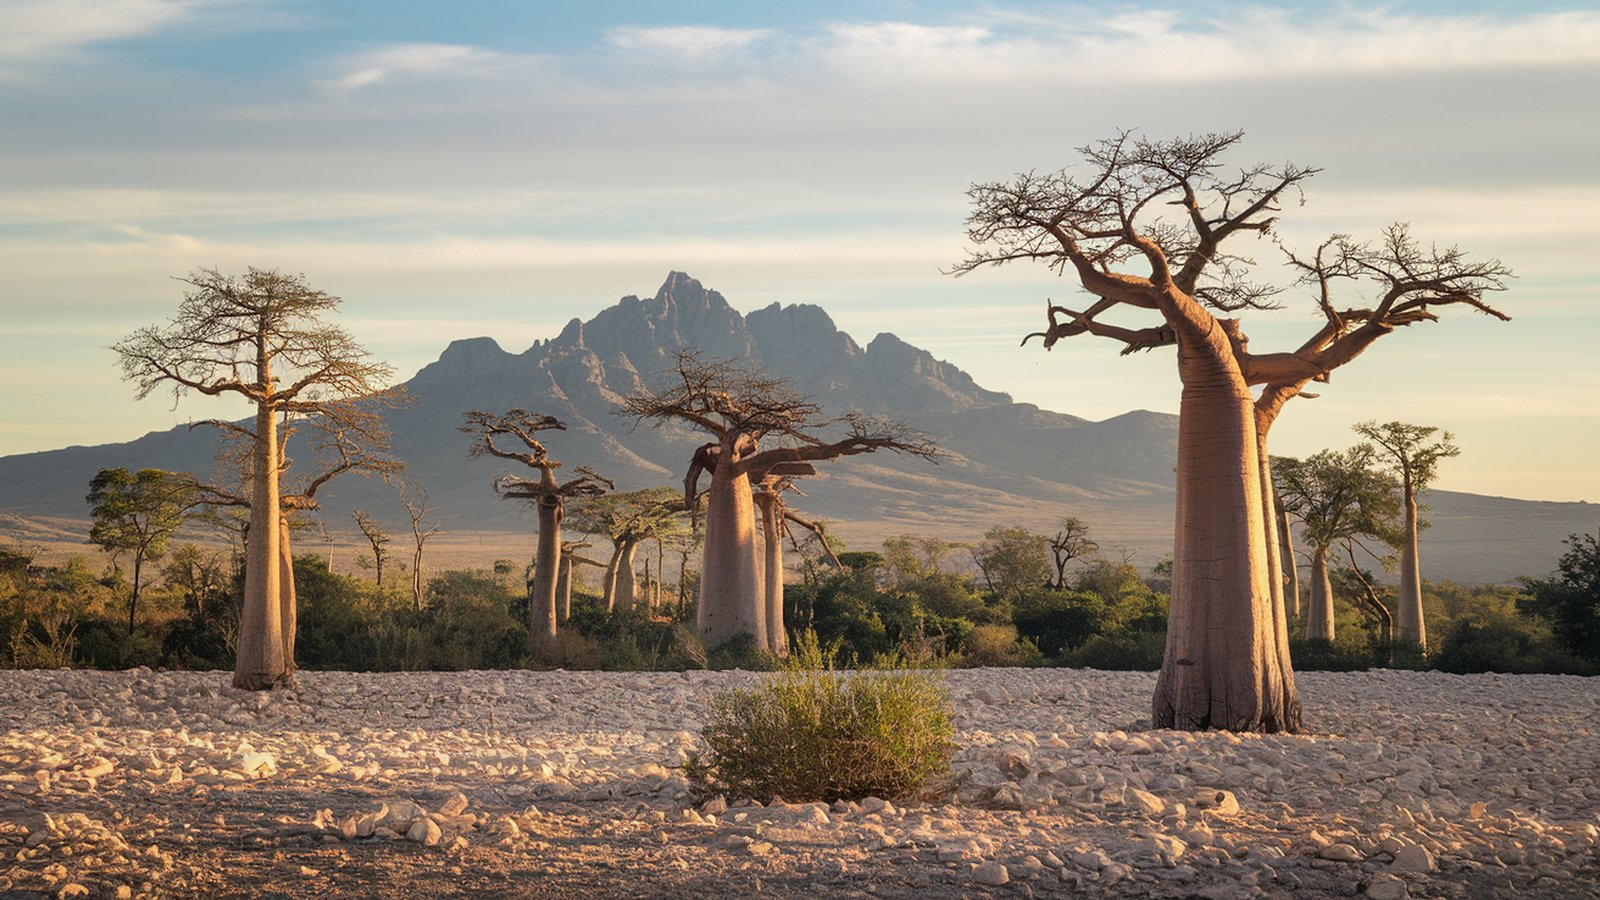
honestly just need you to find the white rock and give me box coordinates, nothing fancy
[1390,843,1435,873]
[1126,787,1166,816]
[972,861,1010,885]
[235,752,277,778]
[1319,843,1363,862]
[1367,875,1408,900]
[407,817,442,846]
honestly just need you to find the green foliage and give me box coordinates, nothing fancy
[1289,633,1378,672]
[1432,608,1595,675]
[971,526,1051,598]
[683,634,955,803]
[1013,588,1114,657]
[1520,529,1600,663]
[706,633,778,671]
[1062,630,1167,670]
[959,623,1043,667]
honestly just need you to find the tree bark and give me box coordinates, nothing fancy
[530,497,562,643]
[278,516,297,675]
[1395,478,1426,650]
[1152,342,1299,733]
[234,401,288,690]
[615,538,641,612]
[601,544,623,612]
[754,491,787,656]
[1306,545,1335,640]
[698,460,764,648]
[557,557,573,623]
[1279,505,1300,618]
[128,550,144,635]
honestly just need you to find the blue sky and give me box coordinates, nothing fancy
[2,0,1597,502]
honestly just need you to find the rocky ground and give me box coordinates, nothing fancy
[1,667,1596,899]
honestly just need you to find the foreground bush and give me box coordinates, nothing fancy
[683,636,955,803]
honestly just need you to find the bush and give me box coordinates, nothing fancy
[959,623,1043,667]
[1062,630,1167,670]
[1013,588,1114,657]
[683,635,955,803]
[1289,632,1377,671]
[1432,613,1596,676]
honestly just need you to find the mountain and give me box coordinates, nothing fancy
[0,273,1590,584]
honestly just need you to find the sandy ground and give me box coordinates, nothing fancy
[2,667,1597,899]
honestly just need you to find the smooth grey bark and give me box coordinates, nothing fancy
[1279,505,1301,618]
[698,460,765,648]
[530,485,562,642]
[1396,482,1425,649]
[235,401,288,690]
[754,490,787,656]
[1306,545,1335,640]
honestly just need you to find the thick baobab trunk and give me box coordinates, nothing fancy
[1306,545,1335,640]
[529,498,562,643]
[698,463,764,648]
[754,491,788,656]
[601,545,623,612]
[1153,348,1299,733]
[1395,483,1426,650]
[278,516,297,675]
[235,403,288,690]
[1278,505,1301,618]
[615,538,641,612]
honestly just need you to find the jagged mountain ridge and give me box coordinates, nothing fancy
[0,272,1590,583]
[0,273,1172,533]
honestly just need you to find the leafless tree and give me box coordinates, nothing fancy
[402,483,441,612]
[622,351,938,651]
[954,131,1509,732]
[461,410,611,642]
[115,268,399,690]
[351,509,390,588]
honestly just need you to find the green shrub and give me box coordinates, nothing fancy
[959,623,1043,667]
[1063,629,1167,670]
[1012,588,1114,657]
[1290,632,1377,671]
[706,632,777,671]
[1432,613,1596,675]
[683,635,955,803]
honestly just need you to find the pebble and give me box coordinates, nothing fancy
[972,861,1010,885]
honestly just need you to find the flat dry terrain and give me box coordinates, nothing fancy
[2,668,1597,899]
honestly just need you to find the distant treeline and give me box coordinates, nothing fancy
[2,526,1596,677]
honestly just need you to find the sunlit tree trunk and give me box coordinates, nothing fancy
[530,493,562,642]
[699,462,764,647]
[615,538,641,612]
[557,557,573,623]
[278,516,297,674]
[235,400,288,689]
[1279,504,1301,618]
[1396,476,1426,649]
[754,491,787,656]
[1153,341,1298,732]
[1306,544,1335,640]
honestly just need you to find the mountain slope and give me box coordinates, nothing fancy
[0,273,1589,583]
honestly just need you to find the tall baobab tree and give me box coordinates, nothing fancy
[115,268,396,690]
[955,131,1510,732]
[555,541,606,622]
[752,472,840,656]
[461,410,612,643]
[1273,447,1401,640]
[1354,420,1460,651]
[623,352,937,651]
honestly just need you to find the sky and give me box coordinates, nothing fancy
[1,0,1597,502]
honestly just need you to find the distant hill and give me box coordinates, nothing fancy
[0,272,1590,584]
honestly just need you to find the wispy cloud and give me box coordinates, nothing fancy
[0,0,255,77]
[606,25,773,60]
[319,42,511,95]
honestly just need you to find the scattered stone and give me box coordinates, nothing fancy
[1367,875,1408,900]
[1320,843,1364,862]
[700,795,728,816]
[1127,787,1166,816]
[973,861,1010,885]
[407,818,442,846]
[1391,843,1435,874]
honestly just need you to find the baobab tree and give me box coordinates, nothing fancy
[1273,447,1400,641]
[752,472,839,656]
[569,488,686,613]
[623,352,937,651]
[555,541,606,622]
[1354,420,1460,650]
[461,410,612,643]
[955,131,1510,731]
[115,268,397,690]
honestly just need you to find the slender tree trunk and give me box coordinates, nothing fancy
[1395,478,1426,650]
[235,401,288,690]
[1306,545,1335,640]
[754,492,787,655]
[642,561,653,613]
[530,499,562,643]
[698,462,765,648]
[557,557,573,623]
[1279,505,1301,618]
[128,550,144,635]
[602,544,624,612]
[616,538,641,612]
[1153,346,1299,733]
[278,517,297,674]
[411,543,424,612]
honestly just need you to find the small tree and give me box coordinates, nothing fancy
[971,526,1051,599]
[1521,528,1600,664]
[115,267,396,690]
[569,487,686,612]
[351,509,390,588]
[1047,517,1098,590]
[86,467,193,634]
[461,410,612,642]
[402,484,441,612]
[1273,447,1401,640]
[1354,420,1460,651]
[623,352,937,651]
